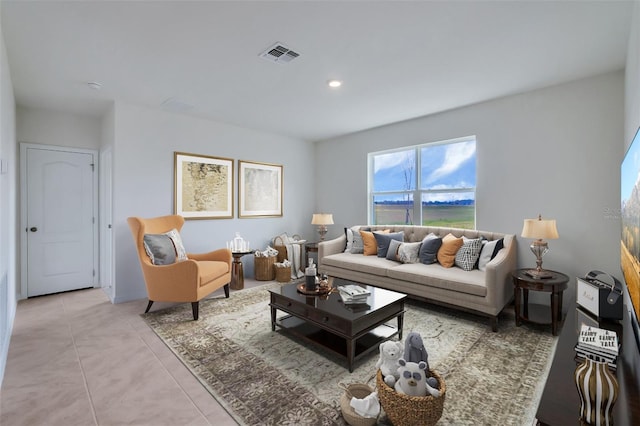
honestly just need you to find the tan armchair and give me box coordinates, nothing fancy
[127,215,232,320]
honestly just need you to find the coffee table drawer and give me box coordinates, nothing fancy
[271,294,308,317]
[307,309,349,333]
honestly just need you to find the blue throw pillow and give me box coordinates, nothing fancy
[374,231,404,258]
[419,235,442,264]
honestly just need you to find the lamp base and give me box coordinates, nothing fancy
[524,269,553,279]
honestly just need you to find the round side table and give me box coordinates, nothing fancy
[511,269,569,336]
[231,250,254,290]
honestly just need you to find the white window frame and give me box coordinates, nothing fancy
[368,135,476,227]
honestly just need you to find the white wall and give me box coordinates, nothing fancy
[316,71,624,284]
[16,106,102,149]
[0,17,17,386]
[626,1,640,145]
[112,102,315,302]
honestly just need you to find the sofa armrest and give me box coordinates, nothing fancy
[318,235,346,267]
[484,235,517,312]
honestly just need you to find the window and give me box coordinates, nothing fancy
[369,136,476,229]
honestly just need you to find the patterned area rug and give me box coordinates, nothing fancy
[143,282,557,425]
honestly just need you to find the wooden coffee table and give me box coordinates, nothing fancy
[269,278,406,372]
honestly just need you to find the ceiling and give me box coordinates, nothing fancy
[1,1,634,142]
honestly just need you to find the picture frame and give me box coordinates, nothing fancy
[238,160,283,218]
[174,152,234,220]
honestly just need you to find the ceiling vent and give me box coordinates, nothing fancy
[259,42,300,64]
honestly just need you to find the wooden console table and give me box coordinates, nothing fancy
[535,297,640,425]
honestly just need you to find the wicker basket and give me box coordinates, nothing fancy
[254,255,276,281]
[275,265,291,282]
[339,383,378,426]
[376,369,446,426]
[273,236,288,263]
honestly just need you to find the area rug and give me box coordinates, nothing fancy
[143,282,558,425]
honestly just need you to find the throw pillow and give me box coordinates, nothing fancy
[419,234,442,264]
[344,228,354,253]
[398,241,422,264]
[437,233,463,268]
[386,239,403,261]
[374,231,404,258]
[143,233,177,265]
[477,238,504,271]
[165,228,188,261]
[350,228,365,254]
[455,237,483,271]
[361,230,379,256]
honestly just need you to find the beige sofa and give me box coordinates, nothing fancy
[318,225,517,331]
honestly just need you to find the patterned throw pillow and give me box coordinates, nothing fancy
[398,241,422,264]
[455,237,483,271]
[437,233,464,268]
[165,228,188,261]
[350,229,365,254]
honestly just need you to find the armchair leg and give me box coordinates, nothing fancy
[191,302,199,320]
[223,283,230,298]
[145,300,154,314]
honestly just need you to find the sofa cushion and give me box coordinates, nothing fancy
[455,237,483,271]
[386,239,403,261]
[398,241,422,264]
[375,231,404,258]
[388,263,487,297]
[437,233,463,268]
[419,234,442,264]
[322,253,397,277]
[198,260,230,286]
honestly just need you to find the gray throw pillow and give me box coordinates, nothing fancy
[374,231,404,258]
[143,233,177,265]
[419,235,442,264]
[386,239,403,261]
[350,229,365,254]
[477,238,504,271]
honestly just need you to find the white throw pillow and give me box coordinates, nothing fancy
[478,239,499,271]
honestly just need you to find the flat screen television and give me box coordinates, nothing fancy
[620,126,640,352]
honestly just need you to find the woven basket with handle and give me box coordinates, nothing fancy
[376,368,446,426]
[275,265,291,282]
[339,382,378,426]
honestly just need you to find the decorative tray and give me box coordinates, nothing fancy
[296,283,332,296]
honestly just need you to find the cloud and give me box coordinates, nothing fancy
[374,151,412,173]
[425,142,476,184]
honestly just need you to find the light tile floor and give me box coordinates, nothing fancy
[0,279,267,426]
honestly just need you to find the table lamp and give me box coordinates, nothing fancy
[311,213,334,241]
[521,214,559,279]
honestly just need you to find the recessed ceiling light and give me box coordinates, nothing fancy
[87,81,102,90]
[327,80,342,88]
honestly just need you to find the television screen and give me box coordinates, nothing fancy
[620,126,640,346]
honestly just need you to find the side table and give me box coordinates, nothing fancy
[511,269,569,335]
[231,250,253,290]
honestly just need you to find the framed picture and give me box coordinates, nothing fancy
[174,152,234,219]
[238,160,283,218]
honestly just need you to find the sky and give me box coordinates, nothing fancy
[373,140,476,197]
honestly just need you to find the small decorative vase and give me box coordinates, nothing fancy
[574,357,618,426]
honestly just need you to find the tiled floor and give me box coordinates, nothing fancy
[0,279,267,426]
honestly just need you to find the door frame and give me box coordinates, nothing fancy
[19,143,100,299]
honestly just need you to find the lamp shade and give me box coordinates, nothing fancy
[311,213,334,226]
[521,216,559,240]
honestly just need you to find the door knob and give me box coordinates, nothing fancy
[30,227,37,232]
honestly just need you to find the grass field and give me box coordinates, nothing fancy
[374,204,475,229]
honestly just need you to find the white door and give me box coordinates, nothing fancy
[24,146,97,297]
